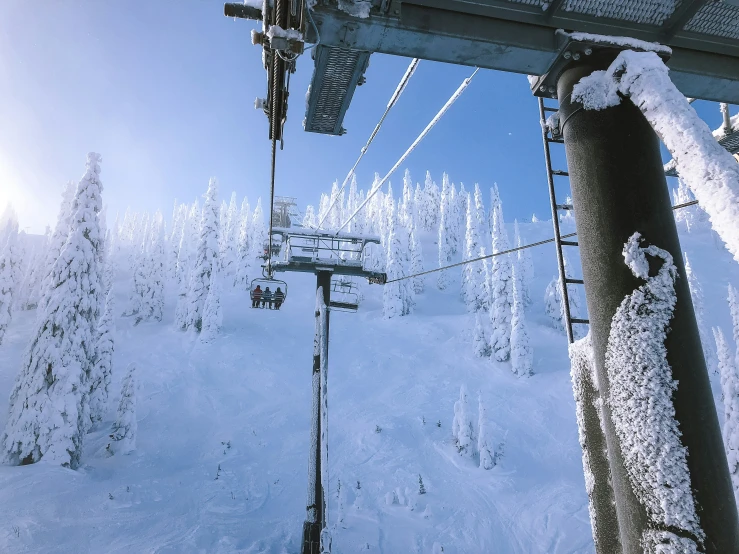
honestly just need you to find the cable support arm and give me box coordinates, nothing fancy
[335,67,480,235]
[317,58,420,229]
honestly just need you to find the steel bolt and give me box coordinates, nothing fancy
[564,51,572,60]
[573,52,581,61]
[584,48,593,56]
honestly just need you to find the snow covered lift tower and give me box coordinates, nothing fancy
[225,0,739,552]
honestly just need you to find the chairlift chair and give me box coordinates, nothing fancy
[250,274,288,310]
[328,278,359,312]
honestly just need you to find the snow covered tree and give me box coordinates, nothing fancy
[200,262,223,342]
[0,230,19,345]
[136,213,165,324]
[89,287,115,429]
[421,171,440,232]
[303,204,317,228]
[107,363,136,456]
[673,178,708,233]
[514,220,533,306]
[400,169,414,228]
[39,182,76,312]
[510,261,533,377]
[451,385,474,457]
[437,175,454,290]
[174,203,199,329]
[383,203,412,318]
[477,395,496,470]
[714,326,739,505]
[123,216,150,319]
[489,185,513,362]
[462,186,488,312]
[684,254,716,374]
[544,277,564,331]
[167,203,186,281]
[251,198,266,262]
[16,228,50,311]
[448,179,460,257]
[729,285,739,371]
[346,174,359,233]
[186,178,221,333]
[234,197,251,289]
[473,311,491,357]
[221,192,239,278]
[409,221,424,295]
[2,152,104,469]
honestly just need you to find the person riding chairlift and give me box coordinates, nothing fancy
[273,287,285,310]
[261,287,273,309]
[252,285,262,308]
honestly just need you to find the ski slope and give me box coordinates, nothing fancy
[0,218,737,553]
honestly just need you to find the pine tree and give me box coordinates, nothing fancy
[0,231,18,345]
[473,311,491,357]
[89,287,115,429]
[200,262,223,342]
[123,216,149,319]
[39,182,76,312]
[251,198,266,262]
[222,192,239,278]
[510,261,533,377]
[235,197,251,289]
[684,254,716,374]
[17,227,50,310]
[477,395,496,470]
[302,205,317,228]
[729,284,739,372]
[409,220,424,294]
[107,363,136,456]
[167,203,186,281]
[186,178,220,333]
[448,179,459,257]
[437,175,454,290]
[346,174,359,233]
[137,213,165,324]
[174,203,199,330]
[462,186,488,312]
[452,385,474,457]
[423,171,440,232]
[714,327,739,504]
[514,220,534,306]
[544,276,564,331]
[489,185,513,362]
[383,203,411,318]
[2,153,104,469]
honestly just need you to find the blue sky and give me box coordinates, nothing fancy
[0,0,732,233]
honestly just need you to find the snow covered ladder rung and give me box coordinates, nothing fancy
[561,240,579,247]
[552,169,569,176]
[571,318,590,325]
[565,278,584,285]
[556,203,573,210]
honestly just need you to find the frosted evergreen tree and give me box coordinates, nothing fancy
[123,216,149,319]
[477,395,496,469]
[400,169,414,228]
[510,262,533,377]
[2,152,104,469]
[409,220,424,294]
[89,287,115,429]
[17,227,50,310]
[684,254,716,374]
[413,182,425,228]
[462,186,488,312]
[107,363,136,456]
[489,185,513,362]
[422,171,440,232]
[219,200,228,256]
[451,385,474,457]
[200,262,223,342]
[473,311,491,357]
[455,182,467,256]
[328,181,343,230]
[383,203,412,318]
[39,182,75,311]
[137,213,165,324]
[714,326,739,505]
[303,204,317,228]
[222,192,239,278]
[235,197,251,289]
[317,193,330,229]
[437,175,454,290]
[0,204,18,246]
[531,213,539,223]
[544,277,564,331]
[0,232,17,345]
[186,178,220,333]
[174,203,199,330]
[729,285,739,371]
[346,174,359,233]
[448,179,460,257]
[167,203,185,280]
[672,178,709,233]
[250,198,266,262]
[514,220,534,306]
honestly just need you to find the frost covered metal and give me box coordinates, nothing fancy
[605,233,703,549]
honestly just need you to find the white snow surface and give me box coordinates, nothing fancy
[1,216,738,552]
[266,25,303,42]
[337,0,371,18]
[605,233,703,546]
[571,50,739,264]
[562,30,672,56]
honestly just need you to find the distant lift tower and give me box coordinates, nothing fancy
[225,1,739,552]
[272,196,301,228]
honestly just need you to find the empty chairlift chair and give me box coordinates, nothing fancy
[329,279,359,312]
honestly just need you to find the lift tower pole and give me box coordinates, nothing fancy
[556,54,739,552]
[303,271,332,554]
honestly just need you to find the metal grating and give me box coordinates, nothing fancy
[504,0,547,5]
[684,1,739,39]
[304,45,371,135]
[562,0,680,26]
[719,129,739,155]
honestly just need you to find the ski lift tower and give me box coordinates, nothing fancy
[225,1,739,551]
[273,196,300,228]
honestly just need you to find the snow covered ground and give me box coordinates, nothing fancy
[0,217,737,553]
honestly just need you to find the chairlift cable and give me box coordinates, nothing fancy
[385,199,700,284]
[317,58,421,229]
[267,135,278,277]
[335,67,481,235]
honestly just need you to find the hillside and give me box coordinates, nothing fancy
[0,215,737,553]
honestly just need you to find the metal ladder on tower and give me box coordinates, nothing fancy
[537,97,589,345]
